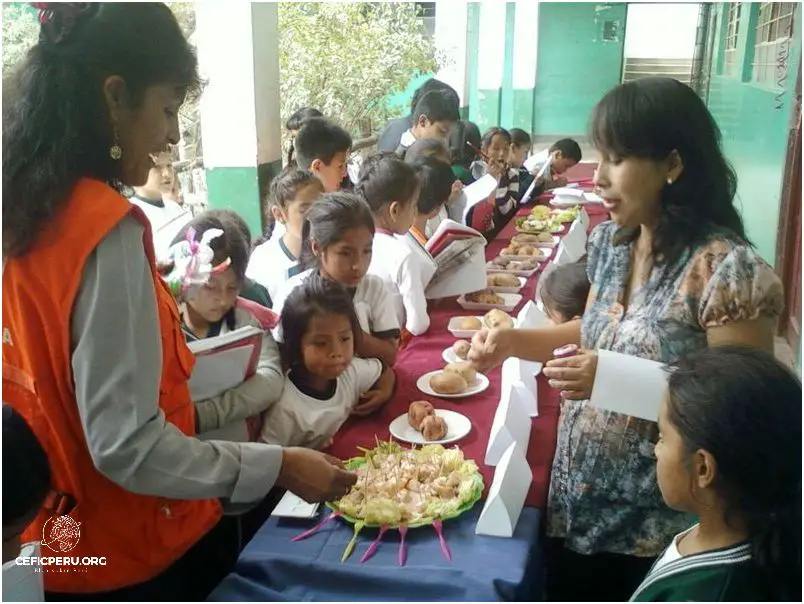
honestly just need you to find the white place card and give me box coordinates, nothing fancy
[562,220,587,262]
[553,242,572,266]
[271,491,320,519]
[485,380,532,466]
[589,349,668,422]
[516,300,548,329]
[501,356,539,416]
[534,261,557,302]
[476,442,532,538]
[578,207,590,230]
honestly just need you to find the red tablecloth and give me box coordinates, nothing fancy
[328,164,607,509]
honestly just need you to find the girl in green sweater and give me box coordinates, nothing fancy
[632,347,801,601]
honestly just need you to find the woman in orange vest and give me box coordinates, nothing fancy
[2,4,356,600]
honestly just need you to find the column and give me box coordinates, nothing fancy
[511,0,539,133]
[473,1,507,132]
[499,2,517,129]
[195,2,282,238]
[434,3,469,115]
[465,2,481,121]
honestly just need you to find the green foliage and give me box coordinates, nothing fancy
[278,2,442,135]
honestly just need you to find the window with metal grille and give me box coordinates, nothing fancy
[723,3,741,76]
[752,2,796,85]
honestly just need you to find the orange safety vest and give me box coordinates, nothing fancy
[2,178,222,593]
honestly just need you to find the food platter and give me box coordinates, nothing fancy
[389,410,472,446]
[416,370,490,398]
[327,442,484,530]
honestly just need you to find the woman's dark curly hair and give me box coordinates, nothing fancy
[3,3,200,257]
[591,77,748,269]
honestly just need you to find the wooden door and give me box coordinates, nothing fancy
[775,61,802,355]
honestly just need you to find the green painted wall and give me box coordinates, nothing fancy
[205,167,262,237]
[533,2,627,136]
[511,89,535,132]
[705,3,802,265]
[474,89,502,134]
[386,72,434,116]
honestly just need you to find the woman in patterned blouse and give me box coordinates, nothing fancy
[468,77,784,601]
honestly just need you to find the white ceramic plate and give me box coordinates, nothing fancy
[486,276,527,293]
[486,260,540,278]
[389,409,472,445]
[497,251,549,263]
[442,345,470,364]
[447,316,485,338]
[510,235,560,249]
[457,292,522,312]
[416,370,490,399]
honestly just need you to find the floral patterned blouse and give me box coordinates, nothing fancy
[547,220,785,557]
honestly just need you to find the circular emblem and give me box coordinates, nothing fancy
[41,515,81,553]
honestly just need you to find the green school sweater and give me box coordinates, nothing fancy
[630,540,780,601]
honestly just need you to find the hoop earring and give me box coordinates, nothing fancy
[110,128,122,160]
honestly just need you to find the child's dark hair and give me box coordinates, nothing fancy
[3,3,199,258]
[540,263,590,321]
[550,138,582,163]
[509,128,532,149]
[408,78,458,115]
[205,208,252,249]
[413,89,461,124]
[280,272,361,371]
[403,138,450,163]
[299,192,375,268]
[3,404,52,528]
[171,212,250,282]
[591,77,746,270]
[285,107,323,132]
[481,127,512,149]
[449,120,482,167]
[408,156,455,216]
[665,347,801,601]
[294,117,352,171]
[355,152,420,214]
[269,166,324,212]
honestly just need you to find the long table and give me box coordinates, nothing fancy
[209,163,606,602]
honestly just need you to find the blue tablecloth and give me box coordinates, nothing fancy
[209,506,543,601]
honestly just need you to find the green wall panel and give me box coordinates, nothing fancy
[474,88,502,134]
[533,2,627,136]
[205,166,262,238]
[511,89,535,133]
[705,5,801,266]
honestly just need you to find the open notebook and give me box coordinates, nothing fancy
[424,220,487,299]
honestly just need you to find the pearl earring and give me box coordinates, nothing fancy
[666,178,673,185]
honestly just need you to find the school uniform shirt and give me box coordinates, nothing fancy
[630,525,776,601]
[129,194,192,260]
[368,230,431,336]
[246,235,303,305]
[182,306,284,438]
[271,268,401,342]
[259,358,382,449]
[378,115,414,152]
[394,129,417,155]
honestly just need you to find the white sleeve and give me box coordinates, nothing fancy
[368,278,401,336]
[351,358,383,394]
[398,255,430,335]
[269,273,301,343]
[245,243,270,289]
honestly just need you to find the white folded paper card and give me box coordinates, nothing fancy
[589,349,669,422]
[534,261,558,302]
[459,174,498,222]
[516,300,548,329]
[270,491,320,519]
[3,542,43,602]
[486,376,532,465]
[501,356,539,417]
[583,191,604,203]
[553,242,572,266]
[562,220,587,262]
[476,442,532,538]
[579,207,590,230]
